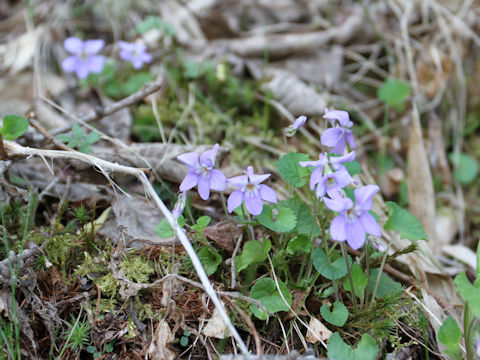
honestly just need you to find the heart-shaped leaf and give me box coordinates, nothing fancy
[249,278,292,320]
[313,248,350,280]
[320,301,349,327]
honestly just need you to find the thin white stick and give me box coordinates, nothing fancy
[5,141,249,355]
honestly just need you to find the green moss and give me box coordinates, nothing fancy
[120,256,155,283]
[96,273,118,297]
[44,235,79,268]
[75,252,119,296]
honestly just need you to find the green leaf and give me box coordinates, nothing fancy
[477,243,480,280]
[56,134,72,143]
[368,268,402,298]
[1,115,29,140]
[67,138,80,148]
[136,15,164,33]
[180,336,189,347]
[78,144,93,154]
[274,153,311,187]
[72,124,83,139]
[105,342,114,352]
[197,247,222,275]
[86,346,97,354]
[320,301,349,327]
[154,216,185,238]
[327,333,353,360]
[384,201,427,241]
[249,278,292,320]
[343,160,361,176]
[354,334,379,360]
[191,216,211,233]
[85,131,100,144]
[279,198,320,237]
[328,333,378,360]
[154,218,174,238]
[287,235,311,255]
[313,248,350,280]
[235,238,271,273]
[454,272,480,317]
[437,316,462,347]
[184,61,202,79]
[121,72,155,96]
[257,204,296,233]
[448,152,478,184]
[377,78,410,107]
[343,263,368,302]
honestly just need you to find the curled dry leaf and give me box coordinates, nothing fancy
[305,316,332,344]
[407,106,437,247]
[147,319,176,360]
[202,307,231,339]
[204,221,241,254]
[442,244,476,270]
[1,26,45,74]
[98,192,178,247]
[260,69,328,116]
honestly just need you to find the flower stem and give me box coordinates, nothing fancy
[464,302,473,360]
[341,242,357,310]
[369,232,394,311]
[241,206,255,241]
[362,241,370,309]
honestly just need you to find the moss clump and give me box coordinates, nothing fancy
[120,255,155,283]
[75,252,119,296]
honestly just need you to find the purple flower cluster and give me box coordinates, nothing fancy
[61,37,153,79]
[321,109,356,155]
[227,166,277,216]
[177,144,227,200]
[300,109,381,249]
[62,37,105,79]
[299,151,356,199]
[119,41,152,69]
[176,145,277,217]
[324,185,381,249]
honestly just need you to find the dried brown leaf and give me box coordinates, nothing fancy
[204,221,241,254]
[202,307,231,339]
[98,192,177,247]
[147,320,176,360]
[305,317,332,344]
[407,106,437,247]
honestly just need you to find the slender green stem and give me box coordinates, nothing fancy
[362,242,370,309]
[283,134,289,152]
[241,206,255,241]
[220,193,237,244]
[341,243,357,310]
[369,233,394,311]
[464,302,473,360]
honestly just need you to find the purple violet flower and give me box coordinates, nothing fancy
[177,144,227,200]
[227,166,277,216]
[285,115,307,137]
[171,192,187,219]
[324,185,382,250]
[321,108,356,154]
[61,37,105,79]
[299,151,356,198]
[119,41,152,69]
